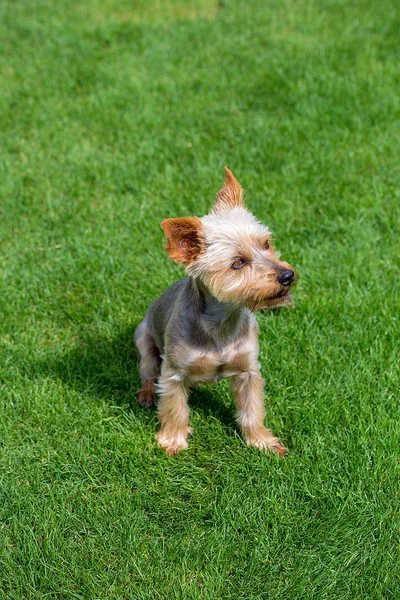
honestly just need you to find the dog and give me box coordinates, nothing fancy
[135,168,296,456]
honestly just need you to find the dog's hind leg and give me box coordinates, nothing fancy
[134,320,161,408]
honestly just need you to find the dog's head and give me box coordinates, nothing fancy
[161,167,296,310]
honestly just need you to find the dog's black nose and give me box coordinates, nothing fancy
[277,269,294,286]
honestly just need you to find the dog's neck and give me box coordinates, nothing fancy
[191,278,247,344]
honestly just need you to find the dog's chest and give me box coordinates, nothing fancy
[174,340,254,384]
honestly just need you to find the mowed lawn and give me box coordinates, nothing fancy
[1,0,399,597]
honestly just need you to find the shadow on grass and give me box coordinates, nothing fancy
[39,325,142,410]
[37,323,236,427]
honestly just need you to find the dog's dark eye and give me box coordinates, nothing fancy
[264,240,270,250]
[231,258,247,270]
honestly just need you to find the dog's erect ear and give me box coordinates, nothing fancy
[161,217,204,265]
[212,167,244,213]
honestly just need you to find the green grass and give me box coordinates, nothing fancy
[1,0,399,597]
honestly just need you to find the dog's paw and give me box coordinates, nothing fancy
[245,428,288,457]
[156,428,192,456]
[138,383,156,408]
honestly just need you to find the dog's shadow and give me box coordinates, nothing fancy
[38,324,235,427]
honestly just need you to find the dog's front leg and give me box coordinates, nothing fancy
[230,370,287,456]
[156,364,191,455]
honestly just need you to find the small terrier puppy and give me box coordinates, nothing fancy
[135,168,296,456]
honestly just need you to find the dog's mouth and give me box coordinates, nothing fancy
[251,288,293,312]
[272,289,288,299]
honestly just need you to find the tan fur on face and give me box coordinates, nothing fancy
[161,167,296,309]
[161,217,204,265]
[186,207,296,308]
